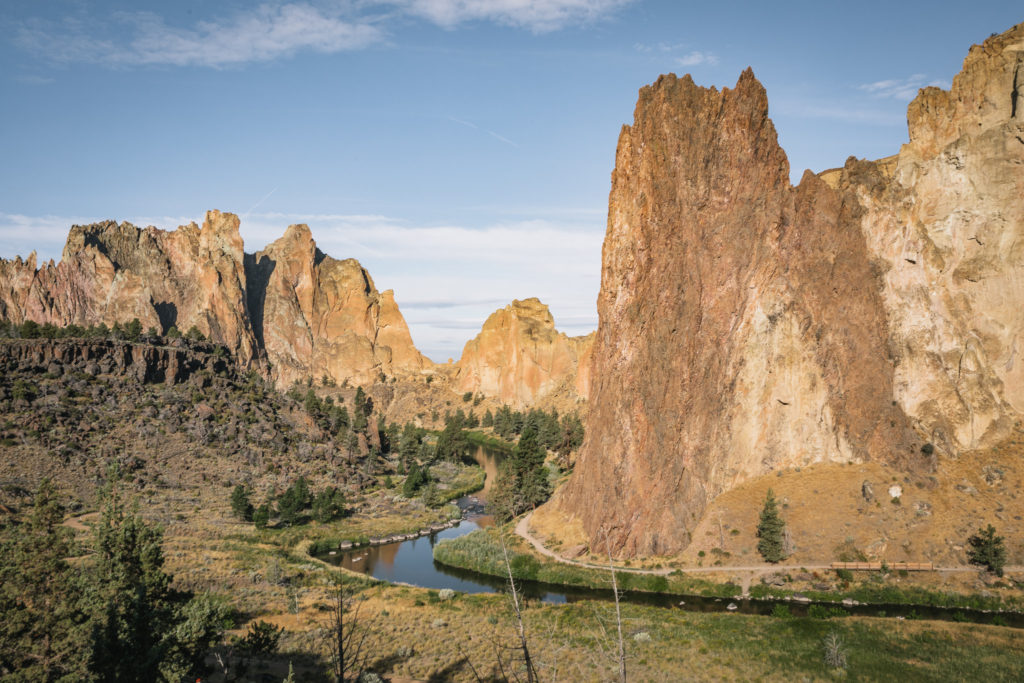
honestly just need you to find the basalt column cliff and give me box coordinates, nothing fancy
[558,24,1024,557]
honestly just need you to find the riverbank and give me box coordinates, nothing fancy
[464,429,514,452]
[430,517,1024,617]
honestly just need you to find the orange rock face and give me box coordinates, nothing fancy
[454,298,592,408]
[557,24,1024,558]
[246,223,429,387]
[0,211,427,388]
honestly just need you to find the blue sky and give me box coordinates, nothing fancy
[1,1,1020,361]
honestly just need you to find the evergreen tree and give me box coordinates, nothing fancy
[402,462,426,497]
[86,478,226,681]
[230,485,254,521]
[482,409,494,428]
[352,386,368,433]
[435,415,470,461]
[756,489,787,563]
[277,478,311,527]
[488,427,550,522]
[253,504,271,530]
[0,480,89,681]
[967,524,1006,576]
[312,487,347,523]
[125,318,143,341]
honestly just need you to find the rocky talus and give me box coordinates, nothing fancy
[557,23,1024,557]
[0,211,428,388]
[453,298,593,408]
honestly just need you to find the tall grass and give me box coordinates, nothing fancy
[433,528,738,598]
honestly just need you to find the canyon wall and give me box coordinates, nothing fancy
[0,211,428,387]
[557,24,1024,557]
[453,298,592,408]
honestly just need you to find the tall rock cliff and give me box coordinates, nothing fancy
[557,24,1024,557]
[0,211,428,387]
[453,298,592,408]
[246,223,429,387]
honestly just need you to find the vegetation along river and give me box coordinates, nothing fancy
[316,445,1024,628]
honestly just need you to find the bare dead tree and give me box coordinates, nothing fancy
[322,576,374,682]
[499,534,539,683]
[603,527,627,683]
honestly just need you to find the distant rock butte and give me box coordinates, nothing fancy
[556,23,1024,557]
[453,298,593,408]
[0,210,428,387]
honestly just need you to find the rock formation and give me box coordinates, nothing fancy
[0,211,428,388]
[246,223,429,387]
[453,298,593,407]
[557,23,1024,557]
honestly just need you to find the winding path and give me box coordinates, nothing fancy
[514,511,1022,593]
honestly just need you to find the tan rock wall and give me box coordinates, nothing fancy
[557,23,1024,558]
[453,298,591,408]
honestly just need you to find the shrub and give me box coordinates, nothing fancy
[822,630,847,670]
[239,620,283,654]
[770,604,791,618]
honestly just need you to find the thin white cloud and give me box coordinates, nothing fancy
[0,211,602,362]
[858,74,951,101]
[448,116,519,147]
[16,4,384,68]
[676,50,718,67]
[14,1,634,68]
[397,0,635,32]
[633,42,686,54]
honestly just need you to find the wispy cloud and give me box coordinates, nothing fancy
[858,74,951,101]
[448,116,519,147]
[677,50,718,67]
[16,4,384,68]
[397,0,635,32]
[634,42,718,69]
[14,1,635,69]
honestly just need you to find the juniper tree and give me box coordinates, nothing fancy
[230,484,253,521]
[756,488,787,563]
[0,480,89,681]
[967,524,1006,577]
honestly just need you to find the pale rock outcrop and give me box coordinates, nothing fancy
[454,298,592,407]
[246,223,429,387]
[855,25,1024,452]
[556,23,1024,557]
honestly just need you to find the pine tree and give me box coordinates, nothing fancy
[253,504,271,530]
[313,487,347,523]
[230,484,254,521]
[967,524,1006,576]
[0,480,89,680]
[488,427,551,522]
[756,489,787,563]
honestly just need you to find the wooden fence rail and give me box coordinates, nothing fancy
[829,561,933,571]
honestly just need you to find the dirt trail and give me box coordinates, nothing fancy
[514,512,1023,585]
